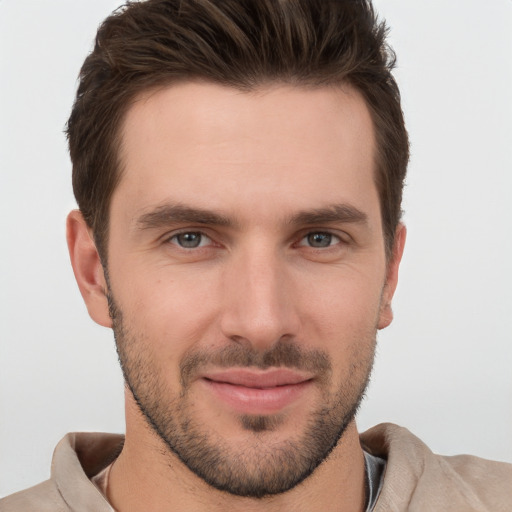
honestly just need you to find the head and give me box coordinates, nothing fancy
[67,0,408,263]
[66,0,408,500]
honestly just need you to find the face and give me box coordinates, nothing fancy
[97,83,401,497]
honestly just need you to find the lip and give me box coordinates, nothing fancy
[200,369,314,415]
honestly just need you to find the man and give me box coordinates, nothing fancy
[2,0,511,510]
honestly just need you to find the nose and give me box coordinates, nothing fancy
[219,244,300,352]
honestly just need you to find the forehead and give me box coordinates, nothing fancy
[114,82,379,225]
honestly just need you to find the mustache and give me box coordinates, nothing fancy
[179,339,332,388]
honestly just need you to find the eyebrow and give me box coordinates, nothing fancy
[288,204,368,226]
[136,203,234,230]
[135,202,368,231]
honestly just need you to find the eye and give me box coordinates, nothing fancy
[299,232,341,248]
[169,231,211,249]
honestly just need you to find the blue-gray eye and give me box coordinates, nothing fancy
[302,232,340,248]
[172,232,206,248]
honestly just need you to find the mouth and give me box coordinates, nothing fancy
[200,368,314,415]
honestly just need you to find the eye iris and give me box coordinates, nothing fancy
[308,233,331,248]
[177,232,202,248]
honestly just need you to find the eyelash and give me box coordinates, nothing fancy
[297,232,342,249]
[167,231,214,249]
[166,230,345,250]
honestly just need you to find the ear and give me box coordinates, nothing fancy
[66,210,112,328]
[378,223,406,330]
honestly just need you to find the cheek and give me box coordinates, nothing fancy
[301,273,384,333]
[297,274,382,378]
[117,268,223,354]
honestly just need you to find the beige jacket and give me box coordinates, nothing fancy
[2,423,511,511]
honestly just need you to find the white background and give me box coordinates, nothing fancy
[1,0,511,498]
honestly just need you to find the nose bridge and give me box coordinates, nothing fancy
[220,240,297,350]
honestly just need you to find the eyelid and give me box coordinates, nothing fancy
[295,229,350,247]
[160,227,350,249]
[164,229,214,248]
[300,232,339,247]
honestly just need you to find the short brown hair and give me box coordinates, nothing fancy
[67,0,409,261]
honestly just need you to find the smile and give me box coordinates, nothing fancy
[200,369,314,415]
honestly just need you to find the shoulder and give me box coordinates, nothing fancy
[0,480,69,512]
[361,423,512,512]
[1,432,122,512]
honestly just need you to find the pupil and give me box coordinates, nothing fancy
[308,233,331,247]
[178,232,201,248]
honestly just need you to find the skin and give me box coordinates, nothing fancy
[67,82,405,511]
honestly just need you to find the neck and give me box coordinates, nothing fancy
[107,394,367,512]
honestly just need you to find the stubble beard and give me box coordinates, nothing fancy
[108,293,376,498]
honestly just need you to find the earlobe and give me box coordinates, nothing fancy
[66,210,112,328]
[378,223,406,330]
